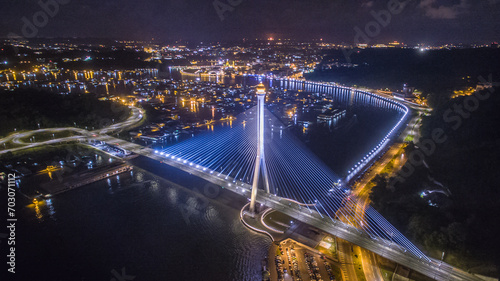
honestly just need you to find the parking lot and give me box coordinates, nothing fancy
[271,239,340,281]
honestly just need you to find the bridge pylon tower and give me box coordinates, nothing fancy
[249,83,270,214]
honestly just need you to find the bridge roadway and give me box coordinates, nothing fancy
[0,127,482,281]
[0,106,481,281]
[87,135,481,281]
[0,104,482,281]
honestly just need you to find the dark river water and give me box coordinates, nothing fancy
[8,162,270,281]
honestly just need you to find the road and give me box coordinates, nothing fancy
[338,239,358,281]
[32,129,478,281]
[360,248,384,281]
[136,147,481,281]
[342,109,424,280]
[0,106,144,155]
[0,103,481,281]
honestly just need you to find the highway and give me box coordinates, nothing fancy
[134,146,482,281]
[349,113,422,221]
[338,239,358,281]
[0,100,482,281]
[344,105,425,280]
[0,106,144,155]
[360,247,384,281]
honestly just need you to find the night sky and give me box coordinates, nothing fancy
[1,0,499,44]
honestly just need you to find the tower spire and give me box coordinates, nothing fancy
[249,83,268,213]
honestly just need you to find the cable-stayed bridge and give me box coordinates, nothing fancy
[143,80,480,281]
[94,131,480,281]
[159,104,426,256]
[4,78,479,280]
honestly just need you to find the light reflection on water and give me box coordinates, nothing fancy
[20,166,270,281]
[34,202,43,221]
[46,198,56,220]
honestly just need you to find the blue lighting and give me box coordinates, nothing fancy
[156,79,426,262]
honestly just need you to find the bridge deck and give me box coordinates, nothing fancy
[93,134,482,281]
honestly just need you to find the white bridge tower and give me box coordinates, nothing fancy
[249,83,270,213]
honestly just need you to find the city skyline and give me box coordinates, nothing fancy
[1,0,499,45]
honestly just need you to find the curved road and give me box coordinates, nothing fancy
[0,106,144,155]
[0,103,482,281]
[127,143,482,281]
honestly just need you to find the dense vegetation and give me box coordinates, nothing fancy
[0,89,131,137]
[370,87,500,276]
[307,48,500,107]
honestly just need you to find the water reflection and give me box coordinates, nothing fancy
[46,199,56,220]
[19,164,270,280]
[150,179,159,191]
[167,187,178,205]
[34,202,43,221]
